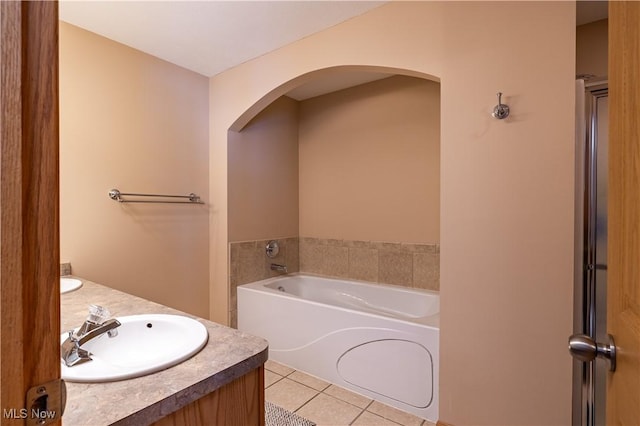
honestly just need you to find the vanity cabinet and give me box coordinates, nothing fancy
[152,366,265,426]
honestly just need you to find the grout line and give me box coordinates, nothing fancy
[363,399,375,410]
[321,386,373,411]
[288,372,331,392]
[348,408,366,425]
[292,390,321,414]
[265,374,284,389]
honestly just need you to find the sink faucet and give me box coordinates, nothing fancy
[61,305,121,367]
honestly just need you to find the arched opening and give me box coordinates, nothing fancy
[227,65,441,324]
[229,65,439,131]
[227,66,441,420]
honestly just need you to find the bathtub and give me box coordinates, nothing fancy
[237,274,439,421]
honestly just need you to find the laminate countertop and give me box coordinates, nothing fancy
[60,277,268,426]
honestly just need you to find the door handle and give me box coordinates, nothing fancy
[568,333,616,372]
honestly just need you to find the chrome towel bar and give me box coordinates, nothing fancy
[108,189,204,204]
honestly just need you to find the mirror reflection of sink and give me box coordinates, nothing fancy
[61,314,208,383]
[61,278,82,294]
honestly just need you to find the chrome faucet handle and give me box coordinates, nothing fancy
[87,304,112,324]
[78,304,114,335]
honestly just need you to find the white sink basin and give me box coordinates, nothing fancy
[60,278,82,294]
[61,314,208,382]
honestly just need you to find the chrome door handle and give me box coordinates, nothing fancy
[568,333,616,372]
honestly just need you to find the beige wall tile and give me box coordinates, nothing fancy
[286,237,300,273]
[235,242,264,285]
[375,241,402,251]
[402,243,437,253]
[379,250,413,286]
[229,283,238,309]
[413,252,440,291]
[345,239,370,248]
[348,247,379,282]
[324,246,349,277]
[229,309,237,329]
[60,263,72,277]
[229,243,239,285]
[300,239,325,273]
[296,393,362,426]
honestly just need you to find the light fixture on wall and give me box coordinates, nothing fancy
[492,92,510,119]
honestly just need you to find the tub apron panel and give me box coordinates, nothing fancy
[238,274,439,422]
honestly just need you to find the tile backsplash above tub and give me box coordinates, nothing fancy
[299,237,439,291]
[230,237,300,287]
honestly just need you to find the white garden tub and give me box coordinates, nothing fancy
[238,274,439,421]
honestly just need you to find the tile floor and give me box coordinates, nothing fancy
[264,360,437,426]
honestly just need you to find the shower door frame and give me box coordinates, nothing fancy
[573,81,609,426]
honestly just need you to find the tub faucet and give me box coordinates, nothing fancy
[61,305,121,367]
[270,263,288,273]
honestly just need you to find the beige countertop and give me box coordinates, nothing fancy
[60,277,268,426]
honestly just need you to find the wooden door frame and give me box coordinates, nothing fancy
[1,1,61,424]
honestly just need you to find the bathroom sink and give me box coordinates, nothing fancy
[61,314,208,382]
[61,278,82,294]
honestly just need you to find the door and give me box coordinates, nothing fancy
[607,1,640,424]
[0,2,62,424]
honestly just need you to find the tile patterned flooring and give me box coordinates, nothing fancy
[264,360,437,426]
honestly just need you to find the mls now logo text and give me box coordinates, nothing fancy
[3,408,56,420]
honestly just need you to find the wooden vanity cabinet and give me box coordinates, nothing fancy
[152,365,265,426]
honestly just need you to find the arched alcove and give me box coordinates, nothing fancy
[229,65,439,132]
[227,66,441,328]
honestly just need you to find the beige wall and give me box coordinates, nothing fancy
[299,76,440,243]
[210,2,575,424]
[576,19,608,79]
[60,23,210,318]
[228,96,299,242]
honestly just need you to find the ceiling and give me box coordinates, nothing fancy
[60,1,608,101]
[59,1,386,78]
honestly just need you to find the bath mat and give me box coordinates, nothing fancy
[265,401,316,426]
